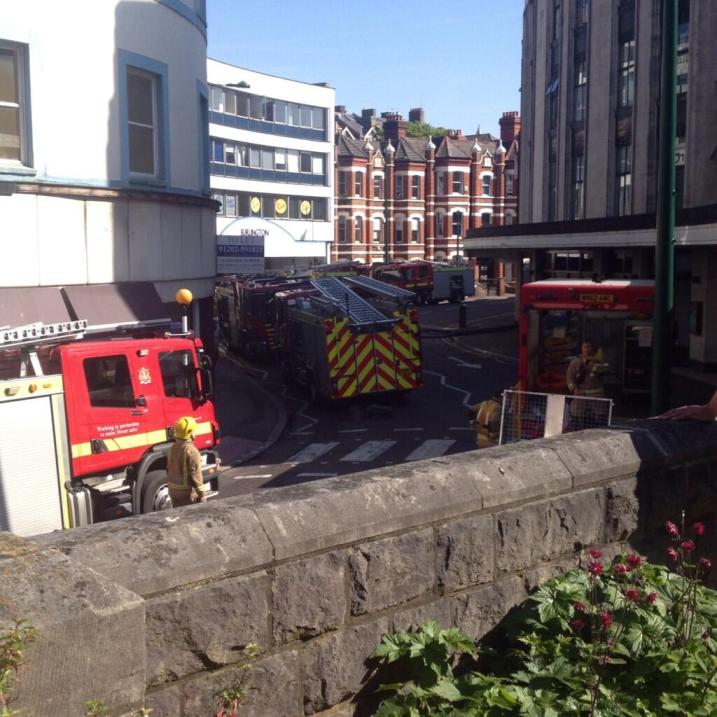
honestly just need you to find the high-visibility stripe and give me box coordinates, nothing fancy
[71,421,212,459]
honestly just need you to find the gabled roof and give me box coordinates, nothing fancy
[335,111,364,139]
[336,134,372,160]
[395,137,427,163]
[434,135,472,160]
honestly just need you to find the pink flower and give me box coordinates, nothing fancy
[571,618,586,632]
[667,547,679,561]
[681,539,696,553]
[613,563,628,575]
[626,554,642,569]
[587,561,604,576]
[601,611,613,629]
[589,548,603,559]
[646,592,658,604]
[624,589,641,603]
[692,522,706,537]
[665,521,680,537]
[699,558,712,575]
[574,602,586,613]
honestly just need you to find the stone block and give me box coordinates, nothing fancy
[273,551,347,644]
[182,649,301,717]
[36,499,273,595]
[314,702,356,717]
[451,576,528,640]
[496,488,606,572]
[349,530,435,616]
[146,571,271,684]
[0,543,145,717]
[143,685,181,717]
[390,598,453,634]
[604,477,639,543]
[522,557,577,593]
[436,514,494,593]
[303,618,389,715]
[245,460,484,561]
[547,429,647,487]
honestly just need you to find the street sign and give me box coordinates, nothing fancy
[217,231,266,274]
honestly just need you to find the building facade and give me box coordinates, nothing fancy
[207,60,335,272]
[465,0,717,368]
[0,0,216,340]
[333,111,519,265]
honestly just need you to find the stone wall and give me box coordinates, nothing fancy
[2,421,716,716]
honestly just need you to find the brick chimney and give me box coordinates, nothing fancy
[335,105,347,113]
[361,108,376,133]
[383,113,407,143]
[408,107,425,123]
[499,111,521,148]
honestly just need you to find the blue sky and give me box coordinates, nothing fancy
[206,0,523,137]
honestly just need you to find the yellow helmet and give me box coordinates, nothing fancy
[174,416,198,440]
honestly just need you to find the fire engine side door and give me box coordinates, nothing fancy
[63,346,151,477]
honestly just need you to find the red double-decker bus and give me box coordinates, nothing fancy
[518,279,655,395]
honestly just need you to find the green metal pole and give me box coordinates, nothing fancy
[651,0,677,415]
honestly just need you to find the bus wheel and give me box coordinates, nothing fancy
[141,470,173,513]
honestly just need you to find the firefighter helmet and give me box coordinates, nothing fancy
[174,416,198,440]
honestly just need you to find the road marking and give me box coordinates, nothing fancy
[448,426,474,431]
[338,428,369,433]
[394,427,424,432]
[448,356,483,369]
[424,369,473,408]
[287,442,340,463]
[232,473,273,480]
[340,440,397,463]
[405,439,456,462]
[296,472,337,478]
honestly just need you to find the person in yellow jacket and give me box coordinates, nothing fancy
[469,391,503,448]
[167,416,207,507]
[566,341,610,429]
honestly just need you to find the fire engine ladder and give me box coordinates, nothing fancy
[0,320,87,376]
[310,277,396,330]
[342,275,417,303]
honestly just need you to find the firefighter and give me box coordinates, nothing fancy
[566,341,609,429]
[167,416,207,507]
[469,390,503,448]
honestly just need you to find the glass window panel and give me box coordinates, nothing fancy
[262,195,275,218]
[275,148,287,170]
[210,86,224,112]
[250,94,263,119]
[312,154,324,175]
[236,92,250,117]
[274,101,287,124]
[355,216,363,242]
[264,99,274,121]
[274,196,288,217]
[127,71,154,125]
[0,106,20,160]
[249,146,261,167]
[236,144,247,166]
[224,193,237,216]
[313,199,327,221]
[159,350,198,399]
[312,107,325,129]
[300,106,312,127]
[289,197,301,219]
[262,148,274,170]
[83,355,135,408]
[287,150,299,172]
[0,50,18,103]
[212,192,224,214]
[289,103,300,126]
[373,176,382,198]
[212,139,223,162]
[224,142,236,164]
[225,91,237,115]
[237,193,250,216]
[299,152,312,172]
[128,125,155,174]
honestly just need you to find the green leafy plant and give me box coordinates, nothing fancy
[214,643,260,717]
[0,620,37,717]
[372,519,717,716]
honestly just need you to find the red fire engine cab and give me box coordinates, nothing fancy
[519,279,655,395]
[371,260,475,305]
[0,320,220,536]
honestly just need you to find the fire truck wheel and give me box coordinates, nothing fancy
[141,470,173,513]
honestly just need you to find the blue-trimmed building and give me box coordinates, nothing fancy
[208,59,335,271]
[0,0,216,343]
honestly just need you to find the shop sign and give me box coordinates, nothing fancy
[217,231,266,274]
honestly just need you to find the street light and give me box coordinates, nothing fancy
[176,288,193,334]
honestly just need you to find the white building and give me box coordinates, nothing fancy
[207,59,335,272]
[0,0,216,342]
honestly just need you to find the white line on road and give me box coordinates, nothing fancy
[424,369,473,408]
[340,440,397,463]
[394,427,424,432]
[448,426,475,431]
[296,472,337,478]
[287,442,340,464]
[338,428,369,433]
[405,439,456,462]
[232,473,274,480]
[448,356,483,369]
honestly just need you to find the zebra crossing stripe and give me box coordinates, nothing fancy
[340,440,397,463]
[404,439,456,462]
[287,442,340,464]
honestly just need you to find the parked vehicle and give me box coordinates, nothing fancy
[0,319,220,536]
[371,260,475,304]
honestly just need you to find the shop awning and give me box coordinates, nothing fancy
[0,287,72,330]
[62,283,170,332]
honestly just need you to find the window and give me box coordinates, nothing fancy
[482,175,492,196]
[574,59,587,121]
[678,0,689,44]
[249,146,261,168]
[249,94,263,119]
[506,173,515,196]
[452,211,463,236]
[300,106,312,127]
[299,152,312,173]
[339,172,347,197]
[210,86,224,112]
[312,107,325,130]
[571,152,585,220]
[84,356,135,408]
[481,212,491,226]
[159,350,198,399]
[289,103,300,126]
[127,68,159,176]
[618,40,635,109]
[575,0,589,25]
[236,144,248,166]
[224,142,236,165]
[395,222,404,244]
[212,139,223,163]
[212,192,224,214]
[373,175,382,198]
[275,148,287,171]
[261,148,273,170]
[373,218,383,244]
[224,91,237,116]
[354,172,363,196]
[274,100,287,123]
[355,216,363,243]
[675,165,685,209]
[395,175,404,198]
[236,92,250,117]
[313,198,327,220]
[436,213,444,238]
[437,173,445,194]
[411,175,420,199]
[411,218,420,243]
[312,155,324,175]
[452,172,464,194]
[505,212,515,225]
[338,216,347,243]
[616,144,632,216]
[0,43,30,164]
[224,193,237,216]
[676,92,687,141]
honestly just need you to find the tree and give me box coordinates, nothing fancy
[405,120,450,138]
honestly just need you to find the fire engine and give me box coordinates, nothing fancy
[0,319,221,536]
[309,261,371,278]
[371,260,475,305]
[273,276,422,401]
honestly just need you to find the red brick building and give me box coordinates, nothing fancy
[333,110,520,263]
